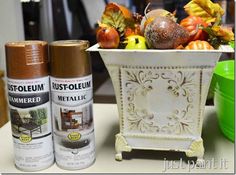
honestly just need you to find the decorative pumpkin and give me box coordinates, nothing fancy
[180,16,208,42]
[185,40,214,50]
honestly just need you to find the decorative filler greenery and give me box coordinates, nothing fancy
[29,108,47,125]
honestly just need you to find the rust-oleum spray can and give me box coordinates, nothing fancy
[50,40,95,170]
[5,41,54,171]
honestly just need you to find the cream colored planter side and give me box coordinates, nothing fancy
[88,44,231,165]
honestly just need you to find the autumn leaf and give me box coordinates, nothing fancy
[102,10,126,34]
[204,26,234,48]
[101,3,134,37]
[184,0,224,24]
[211,26,234,42]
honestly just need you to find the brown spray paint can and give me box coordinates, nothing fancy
[5,41,54,171]
[50,40,95,170]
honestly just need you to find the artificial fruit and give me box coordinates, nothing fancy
[144,16,190,49]
[125,35,147,49]
[140,3,176,35]
[96,26,120,49]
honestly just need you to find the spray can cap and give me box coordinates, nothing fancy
[5,41,48,79]
[50,40,91,78]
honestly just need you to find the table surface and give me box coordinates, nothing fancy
[0,104,234,173]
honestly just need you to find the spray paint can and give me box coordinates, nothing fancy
[49,40,95,170]
[5,41,54,171]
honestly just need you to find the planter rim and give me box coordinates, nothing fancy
[87,44,234,53]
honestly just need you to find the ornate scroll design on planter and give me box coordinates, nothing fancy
[127,103,159,133]
[162,104,194,134]
[161,71,195,103]
[127,103,194,134]
[123,69,197,135]
[125,70,159,133]
[125,70,159,101]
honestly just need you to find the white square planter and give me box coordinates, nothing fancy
[88,44,233,165]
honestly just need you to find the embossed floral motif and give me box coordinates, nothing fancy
[125,70,159,101]
[123,69,195,135]
[163,105,194,134]
[127,104,159,133]
[126,103,194,134]
[161,71,195,102]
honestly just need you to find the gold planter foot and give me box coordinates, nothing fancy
[185,138,205,167]
[115,133,132,161]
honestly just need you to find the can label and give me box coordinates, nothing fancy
[7,76,54,170]
[50,75,95,169]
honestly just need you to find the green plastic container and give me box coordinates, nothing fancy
[214,60,234,142]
